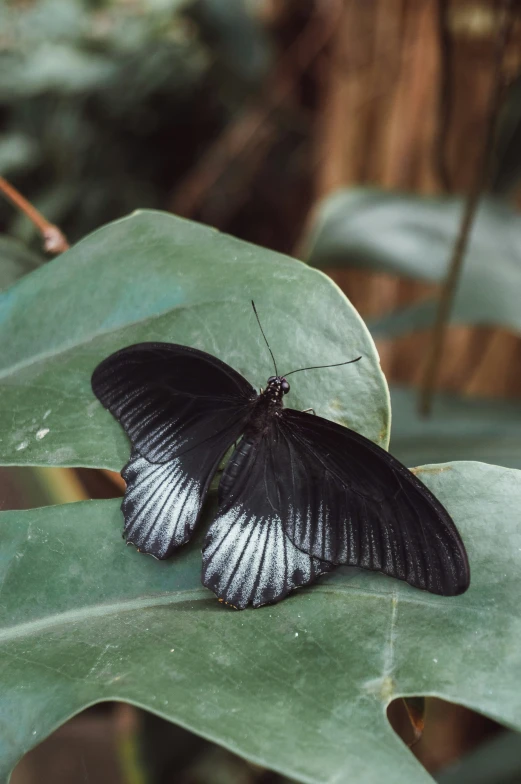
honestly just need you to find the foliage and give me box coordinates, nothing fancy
[0,211,521,783]
[1,1,519,780]
[301,187,521,476]
[2,463,521,784]
[0,0,270,244]
[0,209,387,469]
[302,188,521,337]
[389,386,521,471]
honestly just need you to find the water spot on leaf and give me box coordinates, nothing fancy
[50,446,76,462]
[87,400,98,418]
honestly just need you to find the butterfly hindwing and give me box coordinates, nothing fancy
[121,443,227,558]
[271,409,470,596]
[92,343,256,557]
[202,433,335,608]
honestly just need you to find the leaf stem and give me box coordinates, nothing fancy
[0,176,69,254]
[419,0,514,417]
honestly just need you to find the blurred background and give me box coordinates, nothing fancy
[2,0,521,782]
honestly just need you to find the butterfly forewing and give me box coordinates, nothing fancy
[92,343,256,463]
[92,343,256,557]
[273,410,470,596]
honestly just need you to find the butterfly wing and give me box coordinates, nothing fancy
[271,409,470,596]
[120,444,227,559]
[92,343,256,557]
[92,343,256,463]
[202,430,335,609]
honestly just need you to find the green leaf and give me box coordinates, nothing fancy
[0,134,40,178]
[302,188,521,336]
[369,300,436,340]
[2,462,521,784]
[389,386,521,470]
[436,729,521,784]
[0,209,388,469]
[191,0,272,86]
[0,237,44,292]
[0,46,118,100]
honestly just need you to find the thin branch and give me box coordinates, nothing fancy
[402,696,425,747]
[435,0,453,191]
[419,0,515,417]
[0,176,69,254]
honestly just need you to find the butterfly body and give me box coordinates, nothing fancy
[92,340,470,609]
[242,376,288,428]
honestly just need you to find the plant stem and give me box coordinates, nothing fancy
[403,696,425,746]
[435,0,453,192]
[419,0,514,416]
[0,175,69,254]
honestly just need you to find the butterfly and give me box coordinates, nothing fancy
[91,303,470,609]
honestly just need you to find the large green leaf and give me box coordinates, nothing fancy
[389,386,521,470]
[1,462,520,784]
[302,188,521,336]
[0,209,388,469]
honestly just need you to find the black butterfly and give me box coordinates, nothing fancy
[91,305,470,609]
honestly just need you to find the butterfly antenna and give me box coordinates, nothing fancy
[283,356,362,378]
[251,300,278,376]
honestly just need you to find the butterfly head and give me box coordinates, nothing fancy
[266,375,290,401]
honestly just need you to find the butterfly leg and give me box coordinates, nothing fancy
[301,408,316,416]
